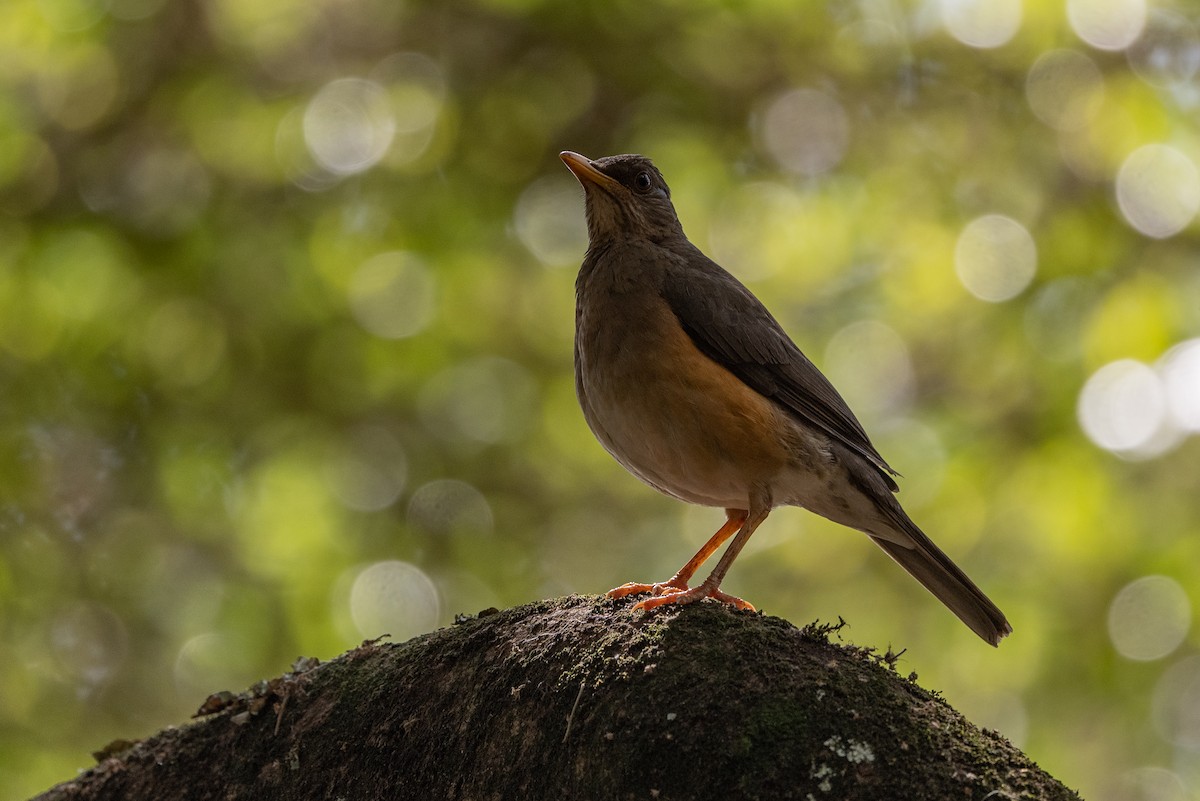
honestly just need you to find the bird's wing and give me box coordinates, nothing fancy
[660,247,898,487]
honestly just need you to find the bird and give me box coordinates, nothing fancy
[559,150,1012,646]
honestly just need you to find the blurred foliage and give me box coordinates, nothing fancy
[1,0,1199,798]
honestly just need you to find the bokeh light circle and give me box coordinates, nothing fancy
[954,214,1037,302]
[823,319,915,420]
[303,78,396,176]
[370,52,446,167]
[515,176,588,267]
[1152,655,1200,751]
[173,631,261,701]
[326,426,408,512]
[1160,339,1200,432]
[349,560,440,641]
[1115,144,1200,239]
[707,182,803,281]
[758,88,849,177]
[1107,575,1192,661]
[1067,0,1147,52]
[371,52,446,135]
[1025,50,1105,131]
[406,479,493,537]
[1077,359,1178,459]
[348,251,436,339]
[418,357,539,445]
[940,0,1022,49]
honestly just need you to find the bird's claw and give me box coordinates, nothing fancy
[608,581,755,612]
[605,577,689,600]
[635,585,756,612]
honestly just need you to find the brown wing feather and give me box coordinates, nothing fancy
[660,245,898,489]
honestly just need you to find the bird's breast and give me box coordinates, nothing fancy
[575,283,809,509]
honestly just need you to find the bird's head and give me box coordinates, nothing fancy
[560,151,684,246]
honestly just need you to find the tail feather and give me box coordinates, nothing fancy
[829,441,1011,645]
[870,532,1012,647]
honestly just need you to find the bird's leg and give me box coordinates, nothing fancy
[633,505,770,613]
[606,509,747,600]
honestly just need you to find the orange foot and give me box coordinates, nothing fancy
[607,580,755,613]
[637,584,755,612]
[605,577,687,600]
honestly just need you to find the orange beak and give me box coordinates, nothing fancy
[560,151,622,192]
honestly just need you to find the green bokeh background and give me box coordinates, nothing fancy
[3,0,1199,798]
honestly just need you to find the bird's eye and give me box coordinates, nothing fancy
[632,172,653,193]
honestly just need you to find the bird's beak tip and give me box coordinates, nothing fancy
[560,150,618,191]
[559,150,589,169]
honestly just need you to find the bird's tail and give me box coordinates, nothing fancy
[869,529,1012,647]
